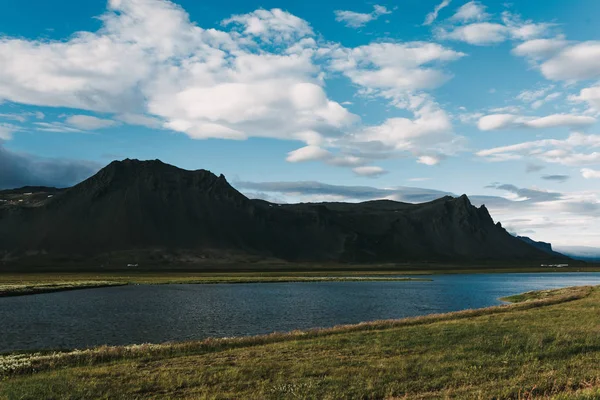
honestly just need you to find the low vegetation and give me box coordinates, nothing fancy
[0,275,429,297]
[0,281,125,297]
[0,286,598,399]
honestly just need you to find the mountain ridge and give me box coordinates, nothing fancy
[0,159,568,267]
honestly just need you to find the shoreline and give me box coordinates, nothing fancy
[1,285,591,366]
[0,277,430,297]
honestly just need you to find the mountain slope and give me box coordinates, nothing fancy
[0,159,565,265]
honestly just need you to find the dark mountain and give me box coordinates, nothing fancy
[516,236,562,256]
[0,159,567,267]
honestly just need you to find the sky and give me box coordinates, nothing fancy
[0,0,599,249]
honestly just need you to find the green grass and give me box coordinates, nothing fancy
[0,286,598,399]
[500,287,583,304]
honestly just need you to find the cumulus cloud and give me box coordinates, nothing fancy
[512,37,569,59]
[0,144,99,189]
[328,42,465,97]
[570,86,600,112]
[286,146,331,163]
[0,0,369,166]
[582,168,600,179]
[334,5,392,28]
[477,113,595,131]
[424,0,452,26]
[223,8,313,42]
[539,41,600,81]
[437,22,508,45]
[0,0,469,170]
[324,42,466,164]
[477,132,600,166]
[437,10,553,46]
[450,1,489,23]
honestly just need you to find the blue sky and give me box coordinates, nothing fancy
[1,0,600,249]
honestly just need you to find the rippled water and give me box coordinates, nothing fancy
[1,272,599,353]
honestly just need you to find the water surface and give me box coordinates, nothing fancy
[1,272,599,353]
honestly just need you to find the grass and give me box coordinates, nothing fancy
[0,286,598,399]
[500,287,584,304]
[0,281,125,297]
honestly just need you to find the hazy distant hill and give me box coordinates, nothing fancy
[0,159,566,267]
[516,236,566,259]
[554,246,600,262]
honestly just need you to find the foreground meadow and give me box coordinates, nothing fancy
[0,286,599,399]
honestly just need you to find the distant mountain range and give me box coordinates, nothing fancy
[0,159,569,268]
[554,246,600,262]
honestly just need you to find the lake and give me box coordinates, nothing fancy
[1,272,600,353]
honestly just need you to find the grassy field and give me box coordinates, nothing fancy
[0,286,599,399]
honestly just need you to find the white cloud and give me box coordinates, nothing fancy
[478,113,595,131]
[501,12,554,41]
[34,122,84,133]
[352,166,387,177]
[223,8,313,42]
[477,132,600,166]
[582,168,600,179]
[512,37,569,59]
[334,5,392,28]
[417,155,444,165]
[351,100,464,163]
[531,92,561,110]
[437,22,508,45]
[0,0,467,168]
[65,115,118,130]
[286,145,331,163]
[450,1,489,23]
[0,123,19,140]
[424,0,452,26]
[438,11,553,46]
[516,85,554,103]
[328,42,465,103]
[0,0,357,152]
[539,41,600,81]
[570,86,600,112]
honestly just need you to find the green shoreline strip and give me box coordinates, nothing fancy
[0,277,430,297]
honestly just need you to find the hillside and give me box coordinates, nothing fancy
[0,159,565,267]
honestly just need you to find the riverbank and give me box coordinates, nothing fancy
[0,275,430,297]
[0,281,126,297]
[1,264,599,292]
[1,286,598,398]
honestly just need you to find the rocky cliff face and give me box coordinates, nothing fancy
[0,159,564,266]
